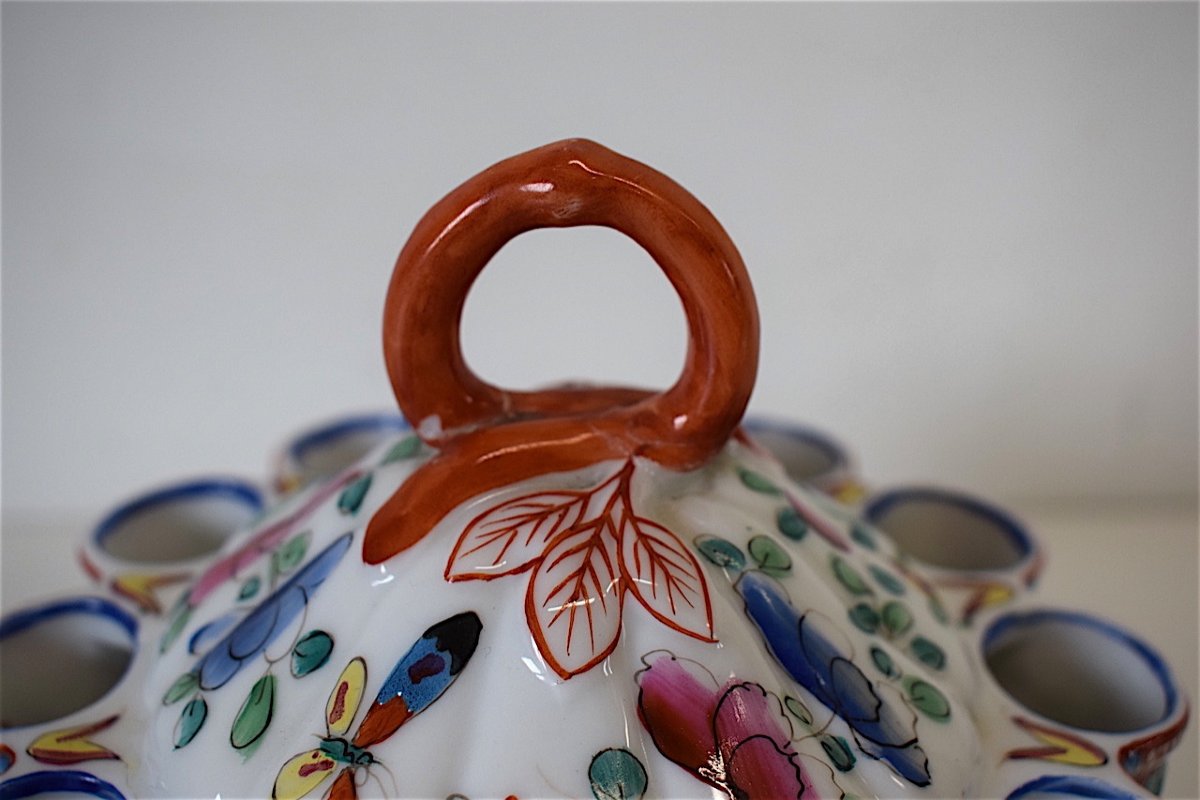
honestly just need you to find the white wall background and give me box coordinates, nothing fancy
[3,2,1197,516]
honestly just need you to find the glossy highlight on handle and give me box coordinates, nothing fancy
[365,139,759,564]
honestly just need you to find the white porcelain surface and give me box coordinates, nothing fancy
[3,432,1189,798]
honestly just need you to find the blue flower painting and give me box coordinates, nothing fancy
[195,532,353,691]
[737,570,931,786]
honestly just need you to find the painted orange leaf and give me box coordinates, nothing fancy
[446,490,589,580]
[449,459,714,680]
[526,518,623,678]
[620,512,713,642]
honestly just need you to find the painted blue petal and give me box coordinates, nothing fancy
[828,657,884,726]
[738,571,833,708]
[860,739,930,786]
[196,532,352,691]
[738,569,931,787]
[227,597,281,661]
[795,615,846,708]
[188,611,241,655]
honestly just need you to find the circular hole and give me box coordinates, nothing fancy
[0,598,138,729]
[94,479,263,564]
[742,419,847,484]
[289,413,410,486]
[459,227,687,393]
[984,610,1175,733]
[862,488,1031,571]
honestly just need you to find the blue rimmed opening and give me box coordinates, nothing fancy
[289,412,410,459]
[283,412,410,487]
[1,598,138,730]
[92,477,263,564]
[862,487,1034,572]
[0,770,127,800]
[741,417,849,485]
[984,608,1177,733]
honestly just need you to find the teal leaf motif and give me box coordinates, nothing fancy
[748,535,792,577]
[821,734,857,772]
[881,601,914,637]
[910,636,947,671]
[784,695,813,726]
[160,599,193,654]
[230,674,275,750]
[850,524,877,550]
[928,595,950,625]
[848,603,880,634]
[174,697,207,748]
[870,646,897,678]
[381,435,421,464]
[831,556,872,596]
[776,506,808,540]
[163,672,199,705]
[589,747,648,800]
[238,575,261,601]
[905,678,951,720]
[693,535,746,572]
[338,473,373,515]
[738,467,781,496]
[869,565,906,595]
[271,532,310,579]
[291,630,334,677]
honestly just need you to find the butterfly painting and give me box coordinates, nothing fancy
[273,611,482,799]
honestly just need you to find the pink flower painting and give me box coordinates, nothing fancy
[636,652,821,800]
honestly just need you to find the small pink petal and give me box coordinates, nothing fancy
[637,654,720,774]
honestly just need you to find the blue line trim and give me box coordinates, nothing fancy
[288,413,410,462]
[984,608,1179,724]
[862,486,1034,562]
[0,770,128,799]
[1006,774,1139,799]
[93,477,264,549]
[741,416,849,471]
[0,596,138,641]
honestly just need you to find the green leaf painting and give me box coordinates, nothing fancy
[174,697,207,749]
[381,435,421,464]
[338,473,373,515]
[230,674,276,750]
[748,535,792,577]
[880,601,914,637]
[589,748,648,800]
[906,678,951,721]
[271,532,310,578]
[737,467,781,496]
[163,672,199,705]
[291,630,334,677]
[820,734,856,772]
[694,535,746,572]
[776,506,808,540]
[910,636,947,671]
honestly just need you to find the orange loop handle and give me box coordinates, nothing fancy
[383,138,759,468]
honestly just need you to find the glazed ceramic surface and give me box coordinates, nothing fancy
[0,140,1188,800]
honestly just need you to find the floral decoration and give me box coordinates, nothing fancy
[737,570,931,786]
[636,651,817,799]
[446,459,712,679]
